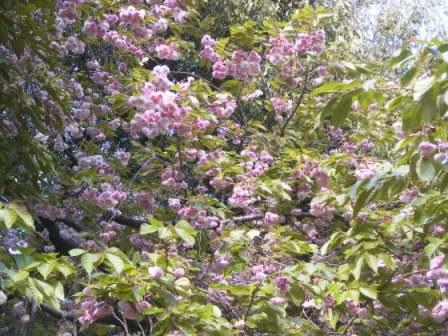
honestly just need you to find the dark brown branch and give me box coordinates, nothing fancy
[41,303,76,321]
[219,213,264,226]
[280,67,310,137]
[110,213,146,229]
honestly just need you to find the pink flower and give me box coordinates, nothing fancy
[352,101,361,111]
[431,255,445,270]
[270,297,286,305]
[168,198,182,209]
[419,142,437,158]
[156,44,179,60]
[434,152,448,163]
[148,266,164,279]
[275,276,289,293]
[212,61,228,80]
[234,320,245,329]
[263,212,285,225]
[201,34,216,47]
[431,300,448,323]
[173,268,185,277]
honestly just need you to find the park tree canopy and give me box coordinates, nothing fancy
[1,0,448,335]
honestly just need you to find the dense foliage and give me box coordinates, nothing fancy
[1,1,448,335]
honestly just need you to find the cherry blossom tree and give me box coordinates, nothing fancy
[1,1,448,335]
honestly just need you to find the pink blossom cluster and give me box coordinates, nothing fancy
[199,35,262,81]
[103,30,144,59]
[267,35,296,65]
[263,212,285,225]
[250,264,277,282]
[65,36,85,54]
[229,184,256,208]
[310,202,336,222]
[73,154,113,175]
[399,187,419,203]
[238,147,273,178]
[114,150,131,166]
[355,163,377,181]
[295,30,326,54]
[144,0,188,23]
[155,43,179,61]
[82,183,127,210]
[327,126,345,143]
[345,300,369,319]
[99,221,123,242]
[214,50,262,81]
[275,276,289,293]
[265,32,325,86]
[135,191,156,212]
[196,149,226,166]
[129,66,198,138]
[210,175,233,191]
[82,17,110,38]
[57,0,85,22]
[207,94,237,118]
[177,205,220,230]
[79,297,113,325]
[129,233,153,251]
[431,300,448,323]
[271,97,292,116]
[161,168,188,190]
[72,101,92,121]
[119,6,145,26]
[34,203,66,221]
[291,160,330,192]
[86,61,122,95]
[419,140,448,163]
[199,35,219,62]
[426,255,448,293]
[419,141,437,158]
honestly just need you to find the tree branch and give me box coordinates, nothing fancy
[280,67,310,137]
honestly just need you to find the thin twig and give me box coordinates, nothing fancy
[280,67,310,136]
[244,285,260,322]
[112,311,130,336]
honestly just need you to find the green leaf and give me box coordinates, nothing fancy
[360,286,377,300]
[287,283,304,307]
[417,159,436,182]
[352,256,364,280]
[365,253,378,274]
[69,248,86,257]
[353,189,373,217]
[141,217,163,235]
[401,66,418,86]
[25,279,43,305]
[313,80,361,94]
[54,282,64,300]
[175,220,197,246]
[105,253,124,274]
[80,253,98,275]
[321,232,343,255]
[10,270,29,283]
[389,48,412,67]
[12,35,25,57]
[0,208,17,228]
[413,76,434,101]
[8,202,34,230]
[57,264,74,278]
[37,262,56,280]
[322,90,363,127]
[324,308,339,329]
[0,23,8,45]
[424,237,445,257]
